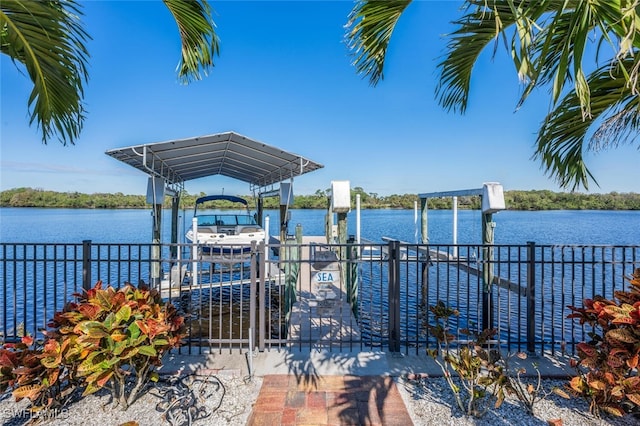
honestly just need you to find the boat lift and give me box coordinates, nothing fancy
[375,183,506,257]
[418,182,506,331]
[417,182,506,249]
[371,183,508,331]
[105,131,324,289]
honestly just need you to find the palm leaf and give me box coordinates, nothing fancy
[1,0,219,145]
[163,0,219,84]
[437,2,505,113]
[522,2,607,115]
[435,0,556,113]
[437,1,639,190]
[344,0,412,86]
[535,56,639,190]
[0,0,90,145]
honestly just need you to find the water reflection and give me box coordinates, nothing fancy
[179,281,287,343]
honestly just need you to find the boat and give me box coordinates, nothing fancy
[185,195,266,260]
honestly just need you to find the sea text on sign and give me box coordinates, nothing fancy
[315,272,335,283]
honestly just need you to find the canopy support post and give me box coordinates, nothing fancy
[170,193,180,260]
[257,196,264,231]
[151,202,162,287]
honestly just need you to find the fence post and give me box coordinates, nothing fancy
[527,241,536,355]
[388,240,401,352]
[481,213,495,332]
[82,240,92,291]
[250,241,257,353]
[346,235,359,319]
[258,241,266,352]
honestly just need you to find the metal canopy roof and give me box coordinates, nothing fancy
[105,131,323,188]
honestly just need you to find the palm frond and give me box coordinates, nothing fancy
[517,7,573,106]
[535,56,639,190]
[0,0,90,145]
[437,1,639,190]
[344,0,412,86]
[589,59,640,151]
[435,0,558,113]
[163,0,219,84]
[436,1,507,113]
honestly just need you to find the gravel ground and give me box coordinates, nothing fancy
[396,376,640,426]
[1,374,639,425]
[0,373,262,426]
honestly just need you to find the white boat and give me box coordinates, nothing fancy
[185,195,266,259]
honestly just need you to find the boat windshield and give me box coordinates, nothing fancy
[196,214,257,226]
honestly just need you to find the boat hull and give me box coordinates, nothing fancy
[185,229,266,259]
[187,195,265,261]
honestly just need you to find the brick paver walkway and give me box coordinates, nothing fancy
[247,375,413,426]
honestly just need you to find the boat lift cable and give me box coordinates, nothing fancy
[299,157,309,174]
[133,145,182,186]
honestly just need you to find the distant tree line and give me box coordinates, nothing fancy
[1,187,639,210]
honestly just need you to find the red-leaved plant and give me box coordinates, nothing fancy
[566,268,640,417]
[0,335,78,410]
[0,281,187,411]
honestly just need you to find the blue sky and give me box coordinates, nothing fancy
[1,0,637,197]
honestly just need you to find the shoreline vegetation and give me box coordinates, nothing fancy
[1,187,640,211]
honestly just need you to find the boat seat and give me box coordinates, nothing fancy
[197,226,217,233]
[240,226,261,233]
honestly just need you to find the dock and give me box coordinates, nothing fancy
[272,236,362,346]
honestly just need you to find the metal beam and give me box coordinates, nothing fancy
[418,188,483,199]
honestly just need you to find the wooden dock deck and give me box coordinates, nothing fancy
[287,286,361,346]
[272,236,362,346]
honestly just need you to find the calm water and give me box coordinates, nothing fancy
[1,207,639,349]
[1,207,639,246]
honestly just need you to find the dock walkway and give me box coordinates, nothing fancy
[274,236,362,347]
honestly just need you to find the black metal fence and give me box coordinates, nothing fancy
[1,240,638,356]
[357,242,639,356]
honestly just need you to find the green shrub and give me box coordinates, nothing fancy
[425,301,566,417]
[566,268,640,417]
[426,301,509,417]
